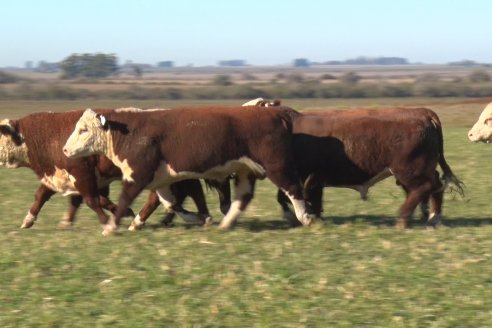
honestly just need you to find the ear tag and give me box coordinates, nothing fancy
[100,115,107,127]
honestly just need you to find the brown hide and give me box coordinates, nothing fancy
[278,107,461,228]
[7,110,209,228]
[78,105,309,231]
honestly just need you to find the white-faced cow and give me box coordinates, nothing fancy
[273,107,463,228]
[63,106,314,235]
[468,102,492,143]
[0,110,213,229]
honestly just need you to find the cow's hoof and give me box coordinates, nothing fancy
[102,223,117,236]
[218,222,233,230]
[200,216,214,227]
[301,213,315,226]
[128,216,144,231]
[20,219,35,229]
[57,220,73,229]
[426,213,441,229]
[395,219,410,229]
[128,221,143,231]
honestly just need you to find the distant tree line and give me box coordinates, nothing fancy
[60,53,119,79]
[2,69,492,100]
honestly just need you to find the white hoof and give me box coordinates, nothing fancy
[102,222,117,236]
[301,213,315,226]
[57,220,73,229]
[20,219,35,229]
[128,216,144,231]
[203,216,214,227]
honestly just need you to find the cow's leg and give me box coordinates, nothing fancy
[427,171,444,228]
[58,195,83,228]
[399,183,430,222]
[218,173,256,229]
[277,189,297,223]
[21,184,56,228]
[305,184,323,218]
[109,182,146,235]
[154,185,206,225]
[267,169,313,226]
[128,191,160,231]
[206,178,232,215]
[396,180,434,229]
[178,179,213,225]
[98,185,135,218]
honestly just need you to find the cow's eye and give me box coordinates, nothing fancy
[486,118,492,127]
[79,128,88,134]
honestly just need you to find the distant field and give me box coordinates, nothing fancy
[1,98,492,327]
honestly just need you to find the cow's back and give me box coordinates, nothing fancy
[292,113,439,185]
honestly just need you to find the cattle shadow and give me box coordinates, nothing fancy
[136,215,492,232]
[323,215,492,228]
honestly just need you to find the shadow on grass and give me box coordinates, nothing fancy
[325,215,492,228]
[139,215,492,232]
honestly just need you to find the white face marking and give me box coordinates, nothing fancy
[40,166,78,195]
[65,109,136,182]
[0,120,29,168]
[469,103,492,142]
[64,109,108,158]
[242,98,264,107]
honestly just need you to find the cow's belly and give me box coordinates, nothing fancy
[146,156,265,190]
[325,168,393,199]
[40,167,79,196]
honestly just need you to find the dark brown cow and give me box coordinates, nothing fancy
[274,107,463,228]
[63,106,314,235]
[0,110,213,229]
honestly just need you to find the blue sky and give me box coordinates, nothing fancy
[1,0,490,67]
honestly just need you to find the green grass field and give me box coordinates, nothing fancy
[1,98,492,327]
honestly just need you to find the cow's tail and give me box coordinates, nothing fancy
[432,115,465,197]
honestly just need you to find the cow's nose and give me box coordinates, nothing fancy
[63,147,68,155]
[468,132,473,138]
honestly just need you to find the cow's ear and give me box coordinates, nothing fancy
[485,118,492,127]
[0,119,23,145]
[96,114,108,129]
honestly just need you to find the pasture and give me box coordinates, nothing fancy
[1,98,492,327]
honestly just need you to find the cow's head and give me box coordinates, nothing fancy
[0,119,29,168]
[468,103,492,143]
[63,109,109,158]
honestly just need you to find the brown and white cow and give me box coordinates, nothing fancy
[0,110,213,230]
[275,107,463,228]
[63,106,314,235]
[468,102,492,143]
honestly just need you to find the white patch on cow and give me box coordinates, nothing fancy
[281,189,313,226]
[0,126,29,168]
[128,214,143,231]
[20,212,37,229]
[106,133,134,182]
[114,107,143,113]
[155,187,201,223]
[427,212,442,227]
[469,102,492,142]
[40,166,78,195]
[149,157,265,190]
[242,98,264,106]
[115,107,169,113]
[218,174,252,229]
[64,109,135,182]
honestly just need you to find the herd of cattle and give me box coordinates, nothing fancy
[3,98,492,236]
